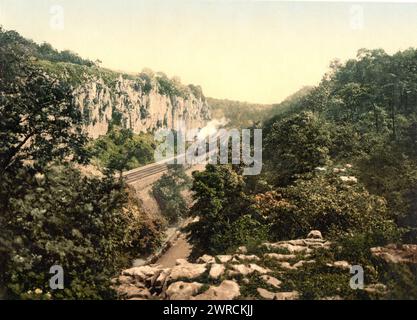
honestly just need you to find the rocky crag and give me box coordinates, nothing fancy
[74,75,211,138]
[38,60,211,139]
[114,230,409,300]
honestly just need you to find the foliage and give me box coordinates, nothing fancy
[186,165,268,256]
[0,31,88,175]
[0,27,94,67]
[207,97,271,128]
[264,111,332,186]
[89,128,155,174]
[253,172,399,243]
[0,165,163,299]
[152,165,191,224]
[262,48,417,244]
[0,30,164,299]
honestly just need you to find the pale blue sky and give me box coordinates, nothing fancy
[1,0,417,103]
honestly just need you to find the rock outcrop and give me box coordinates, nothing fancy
[114,230,336,300]
[371,244,417,264]
[115,230,417,300]
[72,75,211,138]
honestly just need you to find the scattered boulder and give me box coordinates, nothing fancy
[257,288,299,300]
[153,268,171,287]
[273,243,312,254]
[229,264,253,276]
[264,253,297,261]
[193,280,240,300]
[249,264,271,274]
[166,281,203,300]
[364,283,388,296]
[122,265,161,281]
[216,255,233,263]
[235,254,260,262]
[257,288,275,300]
[371,244,417,264]
[197,254,216,264]
[340,176,358,183]
[169,262,207,281]
[237,246,248,254]
[116,275,134,285]
[209,264,225,279]
[230,264,270,276]
[117,284,151,299]
[275,291,300,300]
[261,275,282,289]
[278,262,297,271]
[307,230,323,240]
[292,260,316,269]
[327,261,351,270]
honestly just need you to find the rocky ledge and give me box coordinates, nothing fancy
[115,231,346,300]
[114,231,417,300]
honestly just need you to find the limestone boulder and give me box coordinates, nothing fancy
[264,253,297,261]
[166,281,203,300]
[261,275,282,289]
[209,264,225,279]
[307,230,323,240]
[197,254,216,264]
[216,255,233,263]
[169,262,207,281]
[193,280,240,300]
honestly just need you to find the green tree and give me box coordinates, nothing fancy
[253,171,399,243]
[0,165,163,299]
[264,111,332,186]
[152,165,191,224]
[0,29,88,176]
[186,165,267,256]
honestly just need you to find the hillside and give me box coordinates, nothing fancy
[1,28,211,139]
[207,97,272,128]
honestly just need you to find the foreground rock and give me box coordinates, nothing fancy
[166,282,203,300]
[193,281,240,300]
[115,231,358,300]
[371,244,417,264]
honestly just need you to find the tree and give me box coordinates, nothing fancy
[253,171,398,243]
[0,165,163,299]
[264,111,332,186]
[186,165,267,255]
[152,165,191,224]
[0,30,88,176]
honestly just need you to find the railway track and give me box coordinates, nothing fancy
[123,163,169,184]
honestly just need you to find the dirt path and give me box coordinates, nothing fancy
[156,233,192,267]
[129,164,204,268]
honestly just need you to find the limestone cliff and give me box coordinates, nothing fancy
[72,75,211,139]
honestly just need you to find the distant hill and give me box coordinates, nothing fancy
[207,97,272,128]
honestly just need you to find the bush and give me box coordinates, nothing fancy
[89,128,155,173]
[152,165,191,224]
[253,172,398,242]
[186,165,267,256]
[264,112,332,186]
[0,165,164,299]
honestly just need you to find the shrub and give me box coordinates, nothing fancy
[0,164,163,299]
[186,165,268,256]
[253,172,398,242]
[152,165,191,224]
[264,112,332,186]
